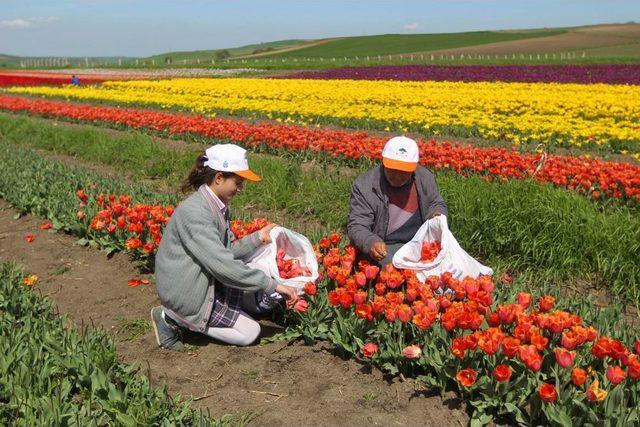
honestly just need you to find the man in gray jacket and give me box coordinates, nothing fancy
[348,136,448,268]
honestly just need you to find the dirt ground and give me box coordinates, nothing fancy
[0,199,469,426]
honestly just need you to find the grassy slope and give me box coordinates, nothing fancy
[259,30,566,58]
[146,39,310,62]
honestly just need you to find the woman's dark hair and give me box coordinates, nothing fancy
[181,153,235,193]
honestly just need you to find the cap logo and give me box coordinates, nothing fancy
[223,161,228,168]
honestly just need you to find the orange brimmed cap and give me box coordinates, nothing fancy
[381,136,419,172]
[204,144,261,182]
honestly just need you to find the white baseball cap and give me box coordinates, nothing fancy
[381,136,419,172]
[204,144,261,182]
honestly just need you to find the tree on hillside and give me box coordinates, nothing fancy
[215,50,231,60]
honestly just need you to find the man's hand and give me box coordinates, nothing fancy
[275,284,299,309]
[258,223,276,244]
[369,241,387,261]
[431,210,443,218]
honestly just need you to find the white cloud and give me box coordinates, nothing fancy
[0,17,58,29]
[403,22,419,30]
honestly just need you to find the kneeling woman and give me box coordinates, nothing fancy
[151,144,298,350]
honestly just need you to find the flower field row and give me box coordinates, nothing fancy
[1,94,639,204]
[6,77,640,152]
[4,118,639,303]
[282,64,640,85]
[10,166,640,425]
[0,72,109,87]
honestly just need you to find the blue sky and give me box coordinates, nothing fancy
[1,0,639,57]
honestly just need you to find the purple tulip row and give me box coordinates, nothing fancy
[281,64,640,85]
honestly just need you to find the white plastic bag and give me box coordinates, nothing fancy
[247,226,319,293]
[392,216,493,283]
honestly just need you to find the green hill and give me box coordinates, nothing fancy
[146,39,310,63]
[0,54,22,68]
[261,30,566,58]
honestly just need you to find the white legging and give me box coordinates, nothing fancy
[205,309,260,346]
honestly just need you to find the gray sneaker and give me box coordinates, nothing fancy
[150,306,184,350]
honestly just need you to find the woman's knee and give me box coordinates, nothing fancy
[235,315,261,346]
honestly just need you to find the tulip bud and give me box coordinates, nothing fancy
[361,342,378,358]
[401,345,422,359]
[516,292,532,309]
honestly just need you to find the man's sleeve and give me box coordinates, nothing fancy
[425,171,448,218]
[348,182,383,254]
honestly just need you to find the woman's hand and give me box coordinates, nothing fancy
[258,223,276,244]
[275,284,298,309]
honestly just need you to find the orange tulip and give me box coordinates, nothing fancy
[456,368,476,388]
[606,365,627,384]
[303,282,317,296]
[22,274,38,287]
[361,342,378,358]
[539,383,557,402]
[493,364,512,382]
[516,292,532,309]
[571,368,587,386]
[586,379,607,402]
[538,295,555,312]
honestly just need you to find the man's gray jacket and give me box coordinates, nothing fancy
[347,165,448,255]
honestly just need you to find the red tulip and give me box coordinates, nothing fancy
[606,365,627,384]
[628,359,640,379]
[361,342,378,358]
[25,234,35,243]
[493,364,512,382]
[354,271,367,287]
[516,292,532,309]
[571,368,587,386]
[303,282,317,296]
[501,337,520,357]
[355,304,372,320]
[329,233,341,245]
[397,304,413,323]
[353,290,367,305]
[555,348,576,369]
[538,295,555,312]
[363,264,380,280]
[539,383,557,402]
[294,298,308,313]
[519,345,542,371]
[456,369,476,388]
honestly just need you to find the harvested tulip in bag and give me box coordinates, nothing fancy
[392,216,493,283]
[247,226,319,292]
